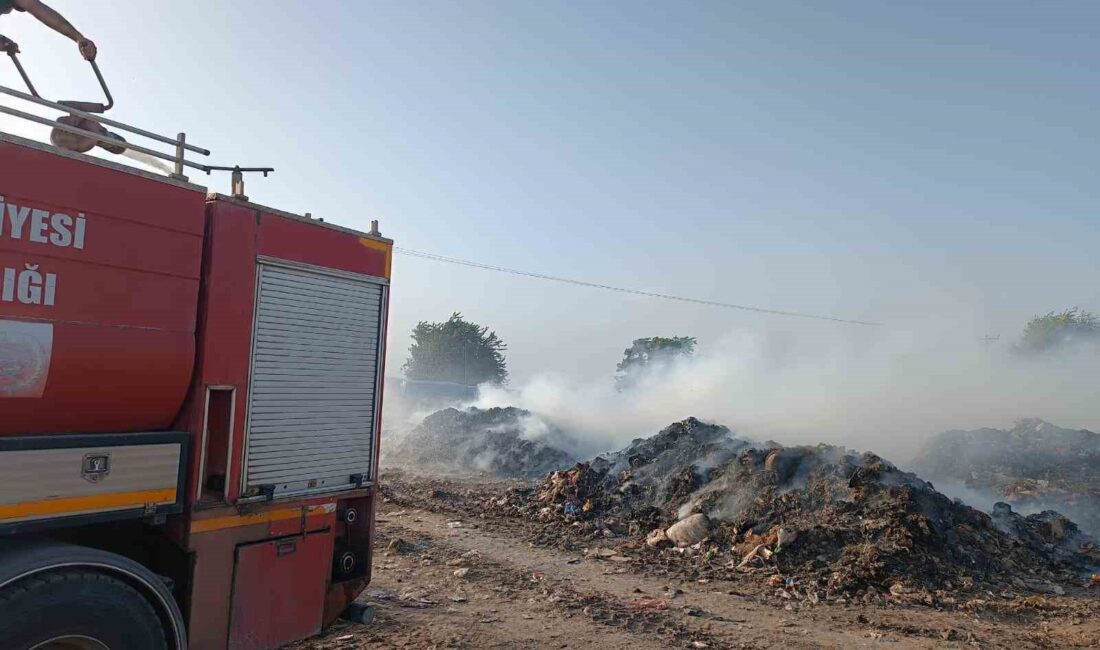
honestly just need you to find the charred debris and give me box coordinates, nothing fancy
[383,406,576,480]
[480,417,1100,600]
[912,418,1100,536]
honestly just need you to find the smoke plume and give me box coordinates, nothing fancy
[469,326,1100,462]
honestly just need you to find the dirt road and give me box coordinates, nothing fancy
[286,474,1100,649]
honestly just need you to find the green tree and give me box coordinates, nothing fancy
[1016,307,1099,355]
[402,313,508,385]
[615,336,697,390]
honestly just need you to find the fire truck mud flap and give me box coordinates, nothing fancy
[0,539,187,649]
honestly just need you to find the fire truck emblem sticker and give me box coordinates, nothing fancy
[82,453,111,483]
[0,320,53,398]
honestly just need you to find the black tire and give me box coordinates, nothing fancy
[0,570,167,650]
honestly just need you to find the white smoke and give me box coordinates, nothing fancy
[470,324,1100,462]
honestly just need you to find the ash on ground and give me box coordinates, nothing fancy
[490,417,1100,600]
[383,407,576,480]
[912,418,1100,536]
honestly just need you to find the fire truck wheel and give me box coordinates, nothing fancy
[0,570,167,650]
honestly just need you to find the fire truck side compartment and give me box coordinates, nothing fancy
[228,531,334,649]
[179,197,390,648]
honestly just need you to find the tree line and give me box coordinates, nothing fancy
[401,306,1098,386]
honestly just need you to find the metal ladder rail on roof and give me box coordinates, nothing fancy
[0,51,272,191]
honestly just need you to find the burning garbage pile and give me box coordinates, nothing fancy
[510,418,756,526]
[912,418,1100,536]
[383,406,576,480]
[489,418,1100,597]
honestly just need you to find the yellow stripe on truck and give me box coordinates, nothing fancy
[0,487,177,521]
[358,237,393,278]
[189,503,334,534]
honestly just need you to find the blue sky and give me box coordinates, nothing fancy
[2,1,1097,381]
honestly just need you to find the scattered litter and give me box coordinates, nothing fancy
[626,598,669,611]
[737,544,767,569]
[666,513,709,547]
[777,527,798,549]
[385,537,416,554]
[395,591,439,608]
[646,528,671,548]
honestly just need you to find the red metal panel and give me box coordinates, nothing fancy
[267,508,335,538]
[229,531,333,650]
[181,201,389,646]
[185,499,332,650]
[187,524,239,650]
[194,202,260,386]
[0,249,200,330]
[182,201,260,504]
[4,323,193,432]
[256,213,388,278]
[0,139,206,435]
[0,141,205,235]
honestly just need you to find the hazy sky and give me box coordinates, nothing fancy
[2,1,1097,383]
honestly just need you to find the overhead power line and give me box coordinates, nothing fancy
[394,246,882,327]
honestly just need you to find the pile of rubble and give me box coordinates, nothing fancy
[383,407,576,479]
[516,418,755,525]
[490,418,1100,597]
[913,418,1100,536]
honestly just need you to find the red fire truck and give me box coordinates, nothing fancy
[0,58,389,649]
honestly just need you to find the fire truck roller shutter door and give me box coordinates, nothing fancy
[243,261,384,498]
